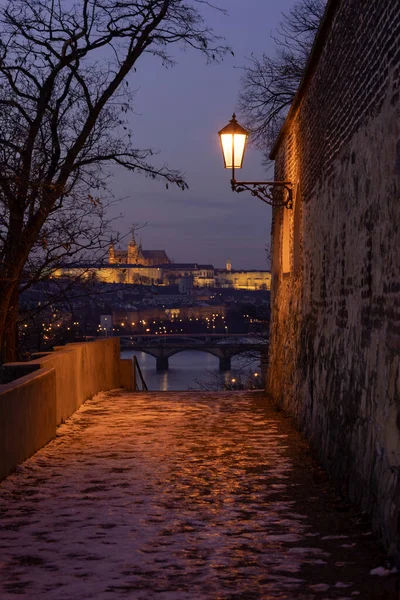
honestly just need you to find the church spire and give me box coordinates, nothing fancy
[130,225,136,246]
[108,238,115,263]
[128,225,139,264]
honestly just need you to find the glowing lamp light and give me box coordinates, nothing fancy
[218,113,294,208]
[218,113,248,171]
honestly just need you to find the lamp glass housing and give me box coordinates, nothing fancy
[220,133,247,169]
[218,114,249,170]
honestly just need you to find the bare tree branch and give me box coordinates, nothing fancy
[238,0,326,160]
[0,0,231,361]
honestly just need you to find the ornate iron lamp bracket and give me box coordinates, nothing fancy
[231,179,294,209]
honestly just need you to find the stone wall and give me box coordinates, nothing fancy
[0,338,125,481]
[0,367,56,481]
[267,0,400,556]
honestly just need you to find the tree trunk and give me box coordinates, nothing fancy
[0,213,47,363]
[0,284,19,363]
[4,287,19,362]
[0,282,14,364]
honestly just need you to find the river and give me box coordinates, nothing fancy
[121,350,262,391]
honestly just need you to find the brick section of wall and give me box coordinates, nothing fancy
[268,0,400,557]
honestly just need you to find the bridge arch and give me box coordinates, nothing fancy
[120,334,268,372]
[122,346,224,360]
[123,346,265,372]
[124,347,225,370]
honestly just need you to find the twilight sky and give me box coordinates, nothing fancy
[110,0,298,270]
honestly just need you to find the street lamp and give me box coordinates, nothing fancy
[218,113,293,208]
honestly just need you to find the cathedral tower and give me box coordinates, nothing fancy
[127,228,139,264]
[108,240,115,264]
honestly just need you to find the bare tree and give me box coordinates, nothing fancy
[6,189,118,358]
[16,221,151,358]
[238,0,326,158]
[0,0,230,362]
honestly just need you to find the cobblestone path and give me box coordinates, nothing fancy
[0,391,398,599]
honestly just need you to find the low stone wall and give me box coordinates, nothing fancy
[0,338,126,481]
[120,358,134,391]
[0,367,56,481]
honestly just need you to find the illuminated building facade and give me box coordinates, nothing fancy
[54,235,271,290]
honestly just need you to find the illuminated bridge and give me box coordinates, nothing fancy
[119,333,268,371]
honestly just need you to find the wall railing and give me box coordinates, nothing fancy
[133,356,148,391]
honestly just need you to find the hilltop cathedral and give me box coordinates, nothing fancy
[108,232,171,267]
[54,230,271,290]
